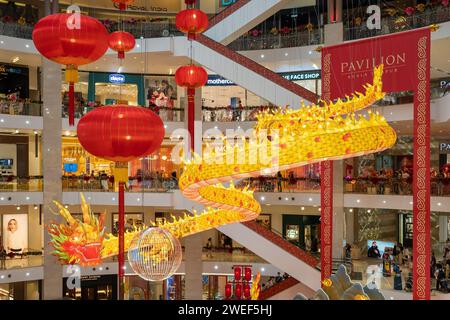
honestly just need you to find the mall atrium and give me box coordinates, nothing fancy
[0,0,448,302]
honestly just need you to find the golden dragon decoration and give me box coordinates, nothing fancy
[49,65,396,266]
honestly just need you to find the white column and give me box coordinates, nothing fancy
[42,56,63,299]
[184,233,204,300]
[439,215,449,243]
[183,87,204,300]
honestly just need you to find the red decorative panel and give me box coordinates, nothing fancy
[242,221,319,268]
[320,161,333,282]
[195,34,319,103]
[413,33,431,301]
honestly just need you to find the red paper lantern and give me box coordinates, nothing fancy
[225,283,232,299]
[175,65,208,89]
[32,13,109,126]
[112,0,134,10]
[244,284,251,299]
[176,9,208,40]
[244,267,252,281]
[175,65,207,150]
[234,266,242,280]
[77,105,165,162]
[234,284,242,299]
[109,31,135,59]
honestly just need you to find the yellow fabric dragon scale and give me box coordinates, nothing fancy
[51,65,396,264]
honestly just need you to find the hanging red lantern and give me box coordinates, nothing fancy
[112,0,134,11]
[176,9,208,40]
[32,13,109,126]
[175,65,207,151]
[225,283,232,299]
[234,284,242,299]
[244,267,252,282]
[77,105,164,162]
[233,266,242,280]
[244,284,251,299]
[77,104,164,299]
[109,31,136,59]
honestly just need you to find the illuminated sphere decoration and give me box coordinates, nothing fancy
[77,105,165,162]
[108,31,136,59]
[128,228,182,281]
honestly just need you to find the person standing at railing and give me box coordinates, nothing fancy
[276,171,283,192]
[437,170,445,196]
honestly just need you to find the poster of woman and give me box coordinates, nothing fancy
[2,214,28,255]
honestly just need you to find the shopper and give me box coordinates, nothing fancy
[276,171,283,192]
[205,237,213,258]
[275,272,283,283]
[368,241,381,258]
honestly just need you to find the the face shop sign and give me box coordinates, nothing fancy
[440,142,450,154]
[109,74,125,84]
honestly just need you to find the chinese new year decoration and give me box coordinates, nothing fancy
[109,31,135,59]
[32,13,109,126]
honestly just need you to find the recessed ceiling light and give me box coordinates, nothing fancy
[25,120,30,124]
[136,44,140,48]
[26,196,30,200]
[260,196,265,201]
[164,125,167,129]
[349,208,353,212]
[308,50,312,55]
[12,56,20,63]
[0,119,4,122]
[308,198,312,202]
[16,206,20,210]
[285,197,289,201]
[214,265,218,270]
[437,202,442,206]
[112,197,116,201]
[284,53,288,56]
[33,130,38,135]
[409,201,413,205]
[15,129,19,133]
[0,41,4,44]
[25,44,30,48]
[301,207,305,210]
[356,199,360,203]
[260,54,264,58]
[382,200,386,204]
[26,272,30,276]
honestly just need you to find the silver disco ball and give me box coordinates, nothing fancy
[128,227,182,281]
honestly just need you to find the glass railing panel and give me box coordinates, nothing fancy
[0,101,42,116]
[0,177,43,192]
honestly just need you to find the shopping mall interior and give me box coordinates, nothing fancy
[0,0,448,302]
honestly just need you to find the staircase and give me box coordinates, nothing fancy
[259,277,299,300]
[217,221,321,293]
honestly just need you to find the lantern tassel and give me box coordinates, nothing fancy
[68,82,75,126]
[187,88,195,151]
[118,51,125,59]
[188,32,196,41]
[119,3,126,10]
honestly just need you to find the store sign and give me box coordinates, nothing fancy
[439,142,450,153]
[0,64,28,75]
[440,80,450,89]
[109,74,125,84]
[281,70,321,81]
[206,70,321,86]
[64,0,181,13]
[220,0,237,6]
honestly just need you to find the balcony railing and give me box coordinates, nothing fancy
[228,29,323,51]
[0,176,42,191]
[344,6,450,41]
[61,105,185,122]
[0,100,42,116]
[62,176,179,193]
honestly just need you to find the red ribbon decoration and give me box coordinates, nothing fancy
[68,82,75,126]
[118,182,125,300]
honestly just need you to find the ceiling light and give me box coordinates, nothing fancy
[367,209,371,213]
[33,131,38,135]
[437,202,442,206]
[161,155,167,161]
[65,131,70,136]
[349,208,353,212]
[112,197,116,201]
[0,41,4,44]
[284,53,288,56]
[99,267,103,271]
[34,205,38,210]
[301,207,305,211]
[260,267,265,272]
[285,197,289,201]
[136,44,140,48]
[356,199,360,203]
[308,198,312,202]
[382,200,386,204]
[26,196,30,200]
[12,56,20,63]
[0,119,4,122]
[260,54,264,58]
[409,201,413,205]
[16,206,20,210]
[25,44,30,48]
[214,265,218,270]
[308,50,312,55]
[15,129,19,133]
[64,205,68,209]
[260,196,265,201]
[164,125,167,129]
[26,272,30,276]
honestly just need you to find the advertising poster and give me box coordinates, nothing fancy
[2,214,28,254]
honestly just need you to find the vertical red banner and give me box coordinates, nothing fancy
[187,88,196,151]
[320,160,333,282]
[320,51,333,282]
[413,33,431,300]
[118,182,125,300]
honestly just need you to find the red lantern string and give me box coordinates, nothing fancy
[176,9,208,40]
[32,13,108,126]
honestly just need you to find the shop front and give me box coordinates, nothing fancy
[282,214,320,251]
[202,70,321,122]
[63,275,117,300]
